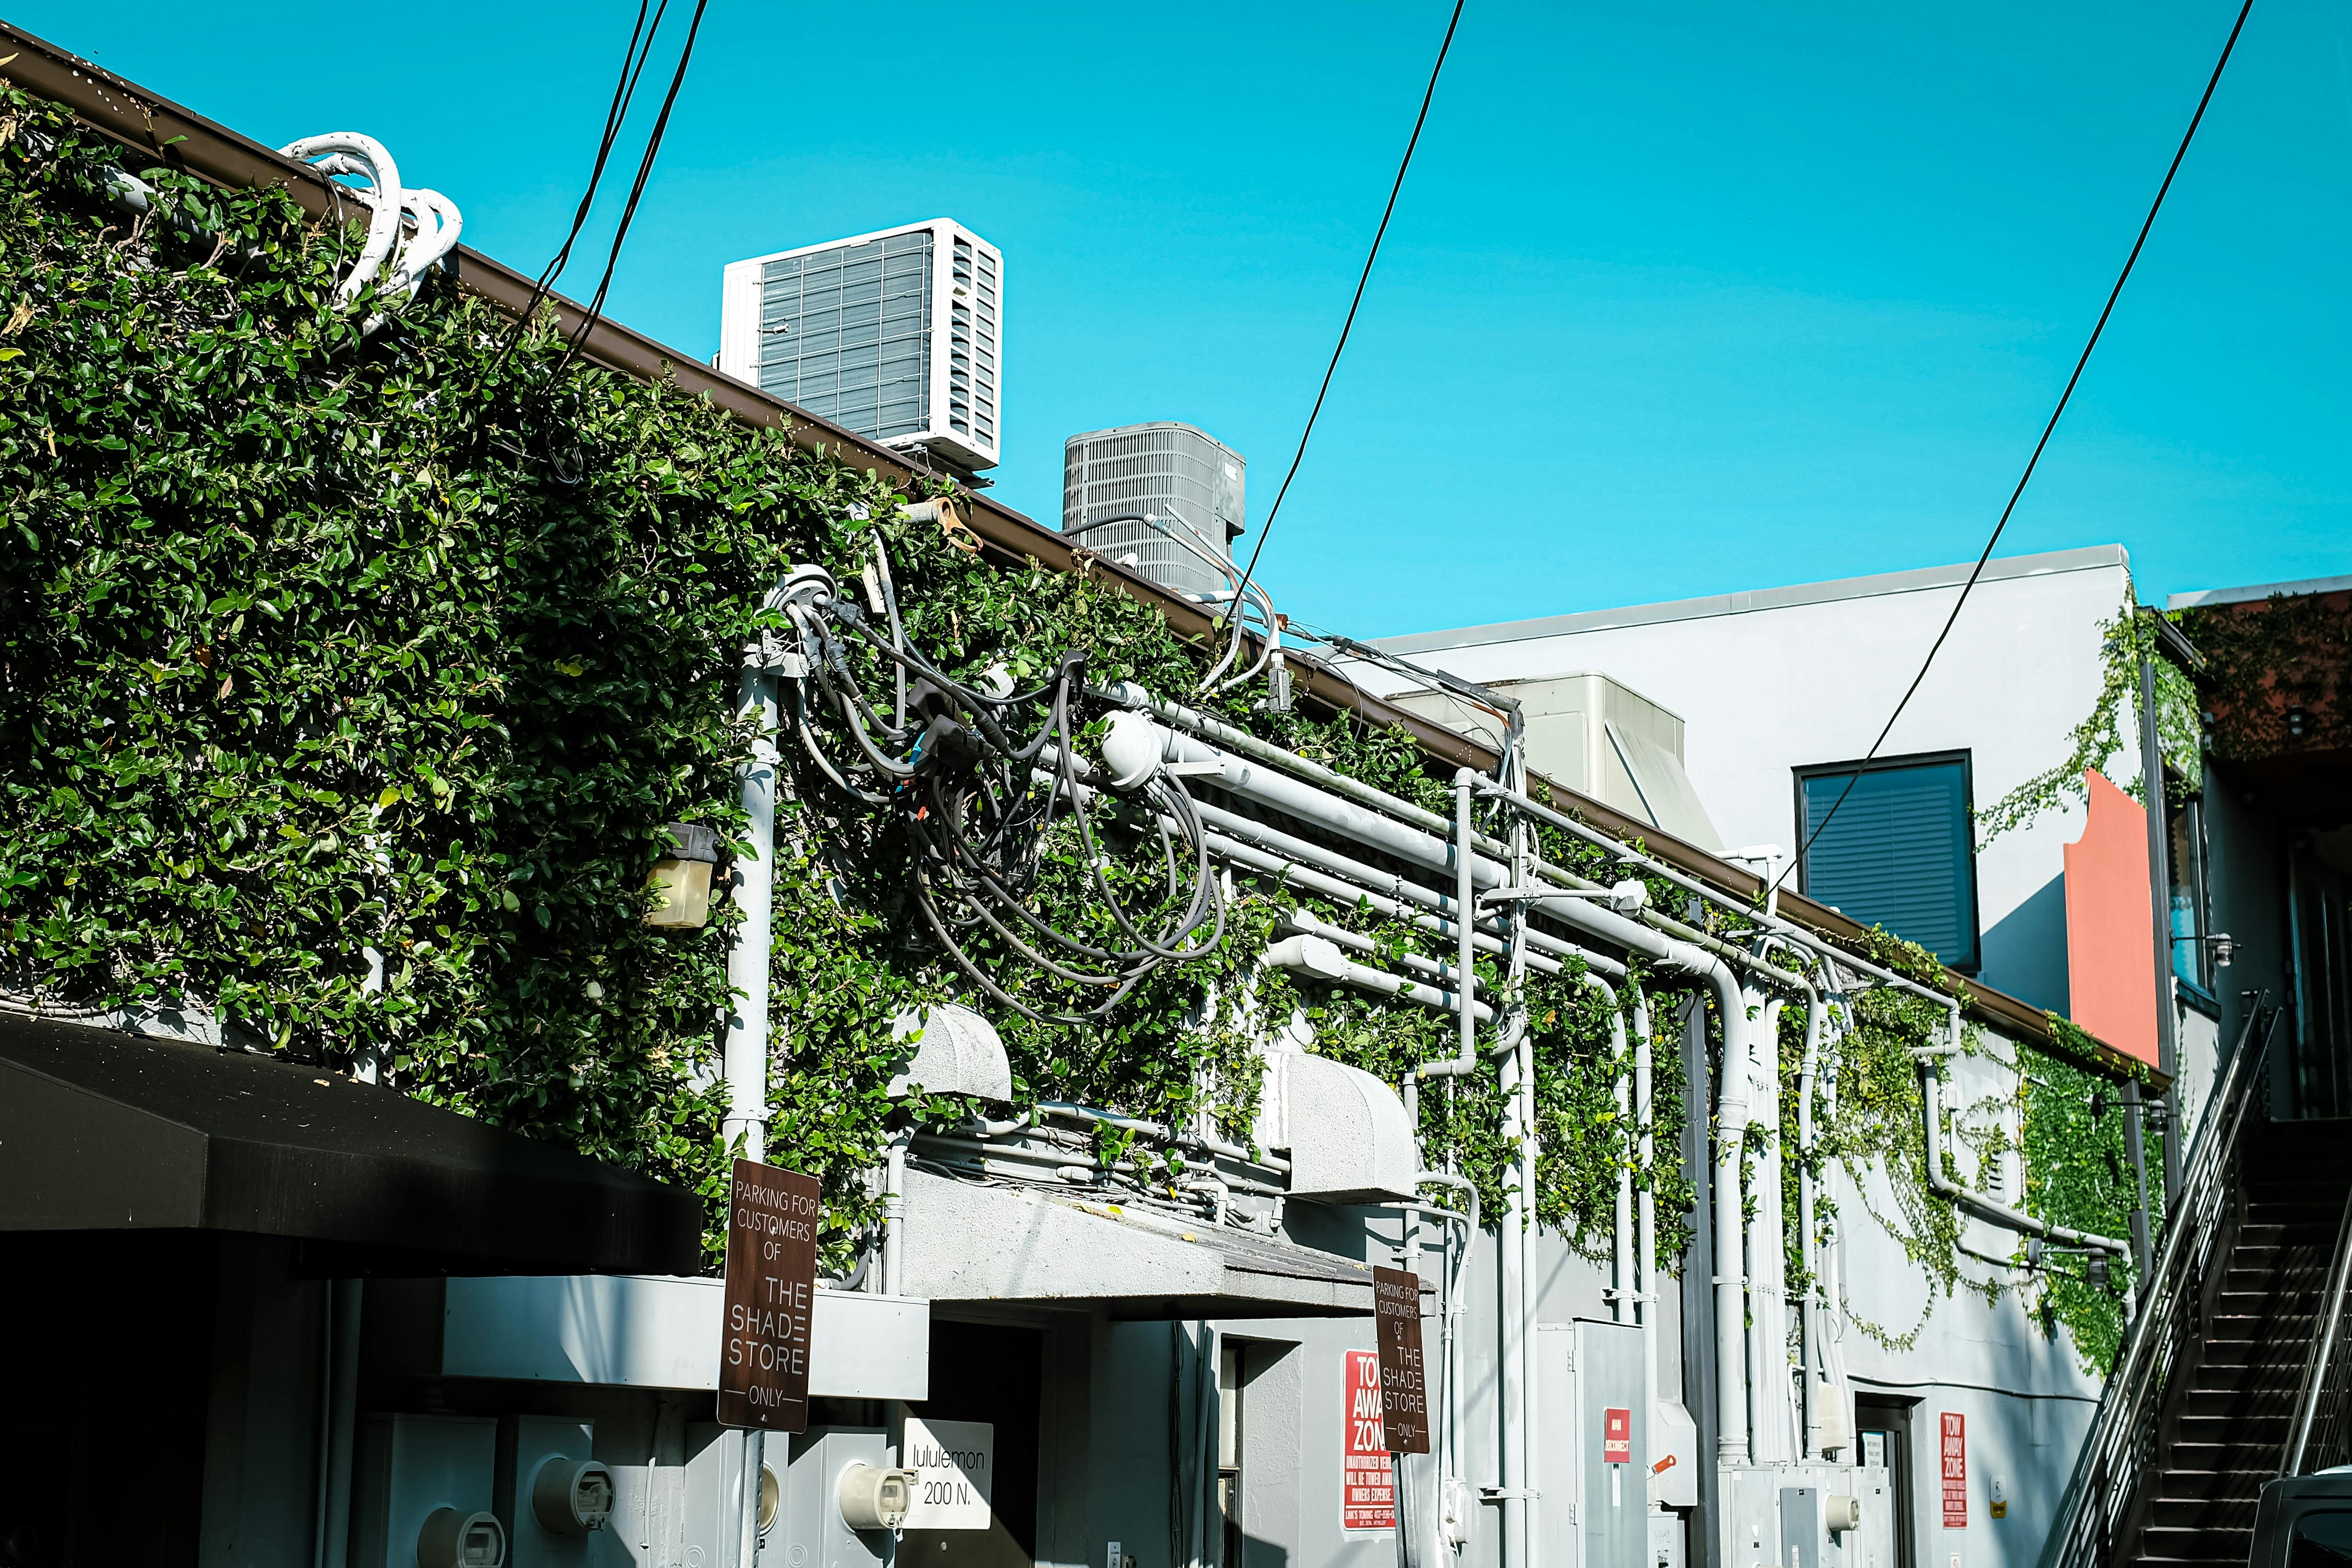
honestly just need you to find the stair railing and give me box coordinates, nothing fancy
[2035,1003,2276,1568]
[2282,1177,2352,1474]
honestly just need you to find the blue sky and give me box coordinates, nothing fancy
[22,1,2352,638]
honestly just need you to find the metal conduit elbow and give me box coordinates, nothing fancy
[1914,1000,2129,1258]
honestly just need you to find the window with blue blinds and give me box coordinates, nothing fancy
[1797,753,1980,972]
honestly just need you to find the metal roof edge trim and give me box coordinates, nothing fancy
[0,20,2146,1086]
[1368,544,2132,658]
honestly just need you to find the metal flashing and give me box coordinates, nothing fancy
[1371,544,2131,657]
[2167,573,2352,610]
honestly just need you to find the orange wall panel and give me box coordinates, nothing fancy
[2062,769,2157,1066]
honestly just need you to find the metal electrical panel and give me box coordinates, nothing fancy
[684,1424,780,1568]
[1536,1325,1581,1567]
[1781,1486,1823,1568]
[1580,1319,1647,1568]
[1535,1320,1651,1568]
[350,1414,503,1568]
[780,1428,897,1568]
[1649,1509,1687,1568]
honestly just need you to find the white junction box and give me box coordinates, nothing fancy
[720,218,1001,472]
[352,1413,505,1568]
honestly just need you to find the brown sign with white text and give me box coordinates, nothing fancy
[718,1158,820,1431]
[1372,1265,1430,1456]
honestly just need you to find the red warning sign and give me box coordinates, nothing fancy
[1604,1406,1632,1465]
[1941,1412,1968,1529]
[1341,1349,1395,1532]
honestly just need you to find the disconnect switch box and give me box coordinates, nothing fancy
[351,1414,506,1568]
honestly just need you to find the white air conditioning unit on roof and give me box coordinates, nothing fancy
[720,218,1000,472]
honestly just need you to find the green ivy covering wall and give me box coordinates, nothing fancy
[0,90,2137,1370]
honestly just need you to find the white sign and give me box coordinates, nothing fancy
[902,1416,993,1531]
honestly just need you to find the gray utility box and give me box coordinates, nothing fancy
[684,1424,783,1568]
[1536,1319,1649,1568]
[781,1428,898,1568]
[495,1417,612,1566]
[1719,1464,1894,1568]
[351,1413,506,1568]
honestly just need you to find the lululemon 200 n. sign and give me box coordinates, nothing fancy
[719,1158,821,1431]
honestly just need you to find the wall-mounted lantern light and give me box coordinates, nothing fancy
[645,823,721,929]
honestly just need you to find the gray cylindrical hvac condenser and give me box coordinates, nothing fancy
[1061,422,1246,601]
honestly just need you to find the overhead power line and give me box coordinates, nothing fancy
[554,0,713,376]
[488,0,677,375]
[1774,0,2255,901]
[1223,0,1467,629]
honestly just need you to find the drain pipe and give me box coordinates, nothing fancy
[1748,997,1796,1465]
[1793,976,1826,1461]
[1506,782,1539,1568]
[1632,986,1659,1481]
[722,611,783,1164]
[1586,974,1632,1325]
[1714,974,1757,1467]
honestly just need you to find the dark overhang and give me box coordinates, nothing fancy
[0,1012,704,1276]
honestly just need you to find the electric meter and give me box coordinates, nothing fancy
[836,1464,915,1532]
[529,1457,615,1536]
[759,1463,781,1537]
[418,1507,507,1568]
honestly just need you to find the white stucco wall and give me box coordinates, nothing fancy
[1363,545,2137,1013]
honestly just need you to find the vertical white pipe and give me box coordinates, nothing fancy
[1518,1045,1539,1568]
[1633,988,1658,1486]
[723,665,778,1164]
[1713,970,1753,1467]
[1795,978,1826,1461]
[1498,1040,1528,1568]
[1602,978,1631,1323]
[1506,763,1537,1568]
[882,1130,909,1294]
[1749,998,1794,1465]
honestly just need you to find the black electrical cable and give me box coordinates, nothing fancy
[484,0,673,379]
[1773,0,2255,901]
[551,0,714,379]
[1223,0,1466,630]
[778,573,1226,1026]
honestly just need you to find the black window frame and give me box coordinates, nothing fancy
[1792,748,1983,974]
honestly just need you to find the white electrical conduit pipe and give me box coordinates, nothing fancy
[1282,907,1500,998]
[1747,997,1798,1465]
[1261,934,1495,1024]
[1795,975,1827,1461]
[276,133,462,305]
[1413,1173,1480,1524]
[1917,1031,2131,1258]
[1108,691,1814,1000]
[1586,974,1632,1326]
[1199,812,1611,979]
[1104,713,1509,899]
[1632,987,1659,1480]
[1110,688,1971,1042]
[1105,707,1829,1474]
[719,614,782,1165]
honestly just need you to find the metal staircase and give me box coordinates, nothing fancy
[2127,1121,2352,1565]
[2038,1006,2289,1568]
